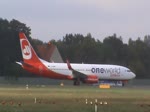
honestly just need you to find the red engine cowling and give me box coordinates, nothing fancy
[83,75,99,84]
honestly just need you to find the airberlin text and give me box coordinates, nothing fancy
[91,68,120,74]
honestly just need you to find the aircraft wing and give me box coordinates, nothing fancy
[66,60,87,79]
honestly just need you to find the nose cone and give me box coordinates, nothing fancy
[131,72,136,79]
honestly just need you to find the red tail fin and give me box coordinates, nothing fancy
[19,32,41,64]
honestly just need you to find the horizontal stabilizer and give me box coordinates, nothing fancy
[16,61,22,66]
[16,61,33,68]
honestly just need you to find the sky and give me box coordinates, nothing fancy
[0,0,150,43]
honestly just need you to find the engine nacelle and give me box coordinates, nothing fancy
[82,75,98,84]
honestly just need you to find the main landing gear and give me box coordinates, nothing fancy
[73,78,80,85]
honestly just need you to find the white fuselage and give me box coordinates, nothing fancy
[42,60,136,80]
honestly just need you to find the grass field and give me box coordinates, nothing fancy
[0,85,150,112]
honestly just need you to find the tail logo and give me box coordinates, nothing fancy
[21,39,32,60]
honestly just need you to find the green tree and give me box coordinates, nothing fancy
[102,34,125,65]
[0,18,31,80]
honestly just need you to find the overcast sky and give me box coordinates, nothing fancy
[0,0,150,43]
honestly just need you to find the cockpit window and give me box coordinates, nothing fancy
[127,70,131,72]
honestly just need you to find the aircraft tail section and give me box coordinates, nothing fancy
[17,32,74,80]
[19,32,41,64]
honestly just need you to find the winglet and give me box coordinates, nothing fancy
[66,59,72,70]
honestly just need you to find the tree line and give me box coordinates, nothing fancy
[0,18,150,79]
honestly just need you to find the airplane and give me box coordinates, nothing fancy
[16,32,136,85]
